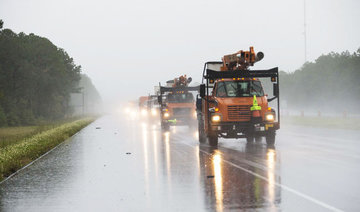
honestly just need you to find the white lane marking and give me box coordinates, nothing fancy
[181,142,344,212]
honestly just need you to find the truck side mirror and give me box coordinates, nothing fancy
[200,84,205,98]
[273,83,279,97]
[157,96,162,104]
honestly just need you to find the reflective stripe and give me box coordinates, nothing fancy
[167,119,177,123]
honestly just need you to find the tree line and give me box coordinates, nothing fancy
[278,49,360,112]
[70,74,102,115]
[0,20,100,126]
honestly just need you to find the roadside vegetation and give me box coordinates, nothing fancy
[0,20,101,127]
[282,116,360,130]
[0,117,86,148]
[262,48,360,113]
[280,49,360,112]
[0,20,101,182]
[0,126,40,148]
[0,118,94,181]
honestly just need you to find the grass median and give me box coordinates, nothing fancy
[0,118,94,181]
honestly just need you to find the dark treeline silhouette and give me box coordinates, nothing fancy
[278,49,360,113]
[0,21,92,126]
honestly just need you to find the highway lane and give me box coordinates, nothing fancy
[0,114,359,211]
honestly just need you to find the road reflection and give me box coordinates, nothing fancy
[2,115,356,211]
[213,150,224,212]
[163,131,172,185]
[199,143,281,211]
[136,117,282,210]
[152,128,159,179]
[141,122,150,197]
[267,148,277,210]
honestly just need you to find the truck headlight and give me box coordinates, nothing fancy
[151,109,157,116]
[141,109,147,116]
[265,113,275,122]
[211,115,221,122]
[164,112,170,118]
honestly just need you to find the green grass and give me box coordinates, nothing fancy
[0,126,43,148]
[0,117,86,148]
[282,116,360,130]
[0,118,94,181]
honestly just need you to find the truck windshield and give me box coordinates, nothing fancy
[167,93,194,103]
[216,81,264,97]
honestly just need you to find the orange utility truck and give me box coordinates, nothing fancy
[197,47,280,146]
[158,75,199,130]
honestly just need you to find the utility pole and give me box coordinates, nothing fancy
[82,90,85,116]
[304,0,307,63]
[78,87,85,116]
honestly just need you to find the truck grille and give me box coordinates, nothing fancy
[173,107,192,116]
[227,105,251,121]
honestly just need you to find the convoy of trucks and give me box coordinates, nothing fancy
[137,47,280,146]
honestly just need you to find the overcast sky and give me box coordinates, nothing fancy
[1,0,360,104]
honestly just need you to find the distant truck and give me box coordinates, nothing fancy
[138,96,150,117]
[197,47,280,146]
[158,75,199,130]
[145,95,161,120]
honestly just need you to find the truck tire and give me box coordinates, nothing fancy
[161,122,170,131]
[208,133,218,146]
[246,134,254,143]
[198,122,206,143]
[255,135,262,142]
[199,130,206,143]
[265,131,276,146]
[197,114,206,143]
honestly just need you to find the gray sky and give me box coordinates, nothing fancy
[1,0,360,103]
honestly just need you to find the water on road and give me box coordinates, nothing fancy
[1,115,360,211]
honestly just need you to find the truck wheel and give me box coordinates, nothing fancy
[197,114,206,143]
[246,134,254,143]
[208,133,218,146]
[161,122,170,131]
[198,124,206,144]
[199,130,206,143]
[265,131,276,146]
[255,136,262,142]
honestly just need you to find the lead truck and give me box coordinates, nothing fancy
[197,47,280,146]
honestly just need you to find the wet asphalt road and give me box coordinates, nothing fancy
[1,115,360,211]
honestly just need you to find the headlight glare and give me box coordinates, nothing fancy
[151,109,157,116]
[141,109,147,116]
[265,113,275,121]
[211,115,221,122]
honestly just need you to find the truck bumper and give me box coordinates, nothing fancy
[163,116,197,126]
[210,122,279,138]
